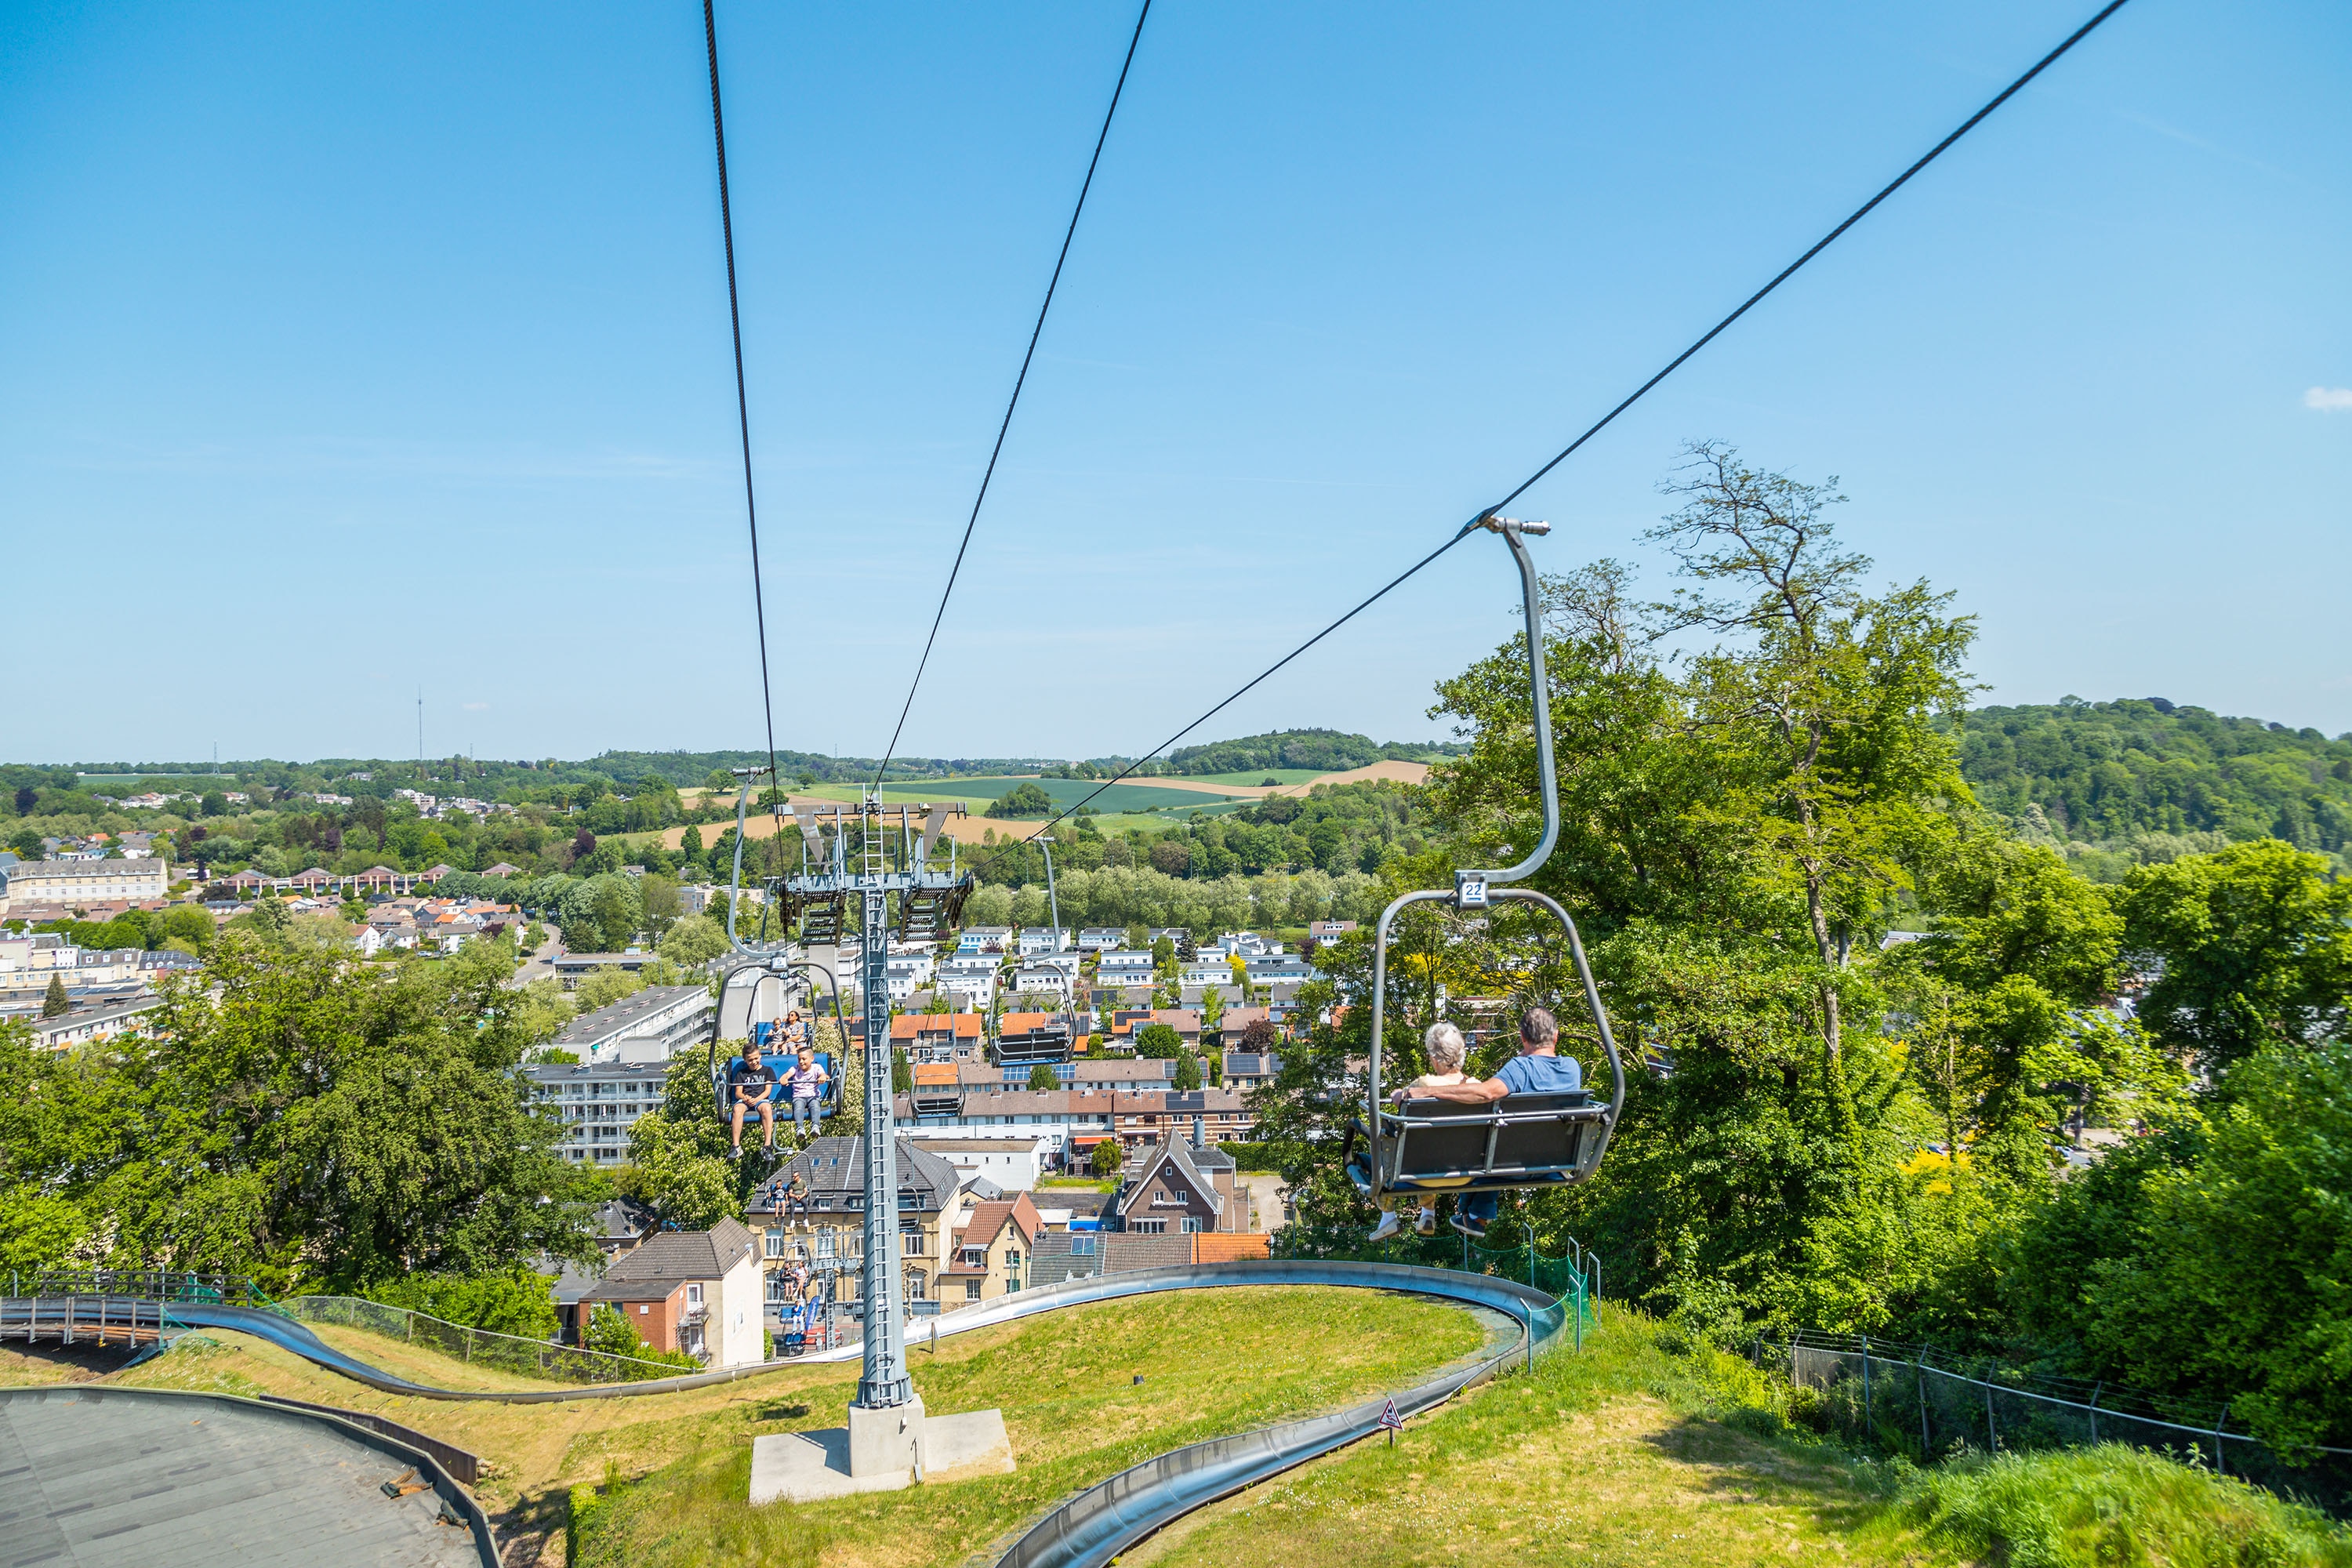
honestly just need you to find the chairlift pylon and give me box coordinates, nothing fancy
[1348,516,1628,1209]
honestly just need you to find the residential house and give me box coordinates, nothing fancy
[1109,1139,1244,1236]
[941,1192,1042,1303]
[485,862,524,878]
[1074,927,1124,952]
[1095,950,1155,988]
[884,946,937,1002]
[955,926,1012,955]
[551,951,659,991]
[904,1135,1049,1192]
[1014,927,1069,957]
[1110,1087,1255,1152]
[580,1218,764,1367]
[1114,1009,1201,1049]
[748,1136,966,1316]
[20,996,165,1052]
[1307,920,1357,941]
[891,1011,985,1064]
[1011,960,1076,1000]
[1207,1005,1272,1051]
[935,957,998,1009]
[1221,1051,1283,1094]
[1246,955,1315,987]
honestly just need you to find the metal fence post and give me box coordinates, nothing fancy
[2213,1401,2230,1476]
[1984,1362,1998,1453]
[2088,1381,2100,1445]
[1918,1353,1930,1457]
[1861,1334,1872,1436]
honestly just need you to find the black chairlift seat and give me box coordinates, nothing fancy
[797,894,846,945]
[1348,1089,1610,1199]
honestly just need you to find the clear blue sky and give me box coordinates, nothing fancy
[5,1,2347,765]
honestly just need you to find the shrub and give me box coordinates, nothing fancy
[1893,1444,2352,1568]
[368,1268,558,1339]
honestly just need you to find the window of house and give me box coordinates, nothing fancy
[1181,1217,1202,1233]
[965,1281,982,1301]
[1131,1219,1167,1235]
[764,1229,785,1259]
[1071,1236,1096,1256]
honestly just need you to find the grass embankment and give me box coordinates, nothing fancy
[10,1294,2344,1568]
[0,1285,1488,1566]
[1133,1304,2352,1568]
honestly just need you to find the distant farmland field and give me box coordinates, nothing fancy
[810,777,1245,815]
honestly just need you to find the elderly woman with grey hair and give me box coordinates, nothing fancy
[1369,1020,1476,1242]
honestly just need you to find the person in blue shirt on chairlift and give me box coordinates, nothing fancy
[1410,1005,1581,1239]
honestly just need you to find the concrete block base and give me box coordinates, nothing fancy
[750,1406,1014,1505]
[848,1396,926,1478]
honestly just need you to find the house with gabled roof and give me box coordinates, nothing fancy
[580,1216,763,1367]
[943,1191,1041,1303]
[1110,1138,1243,1236]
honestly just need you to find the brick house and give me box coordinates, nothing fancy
[1109,1140,1245,1236]
[580,1217,764,1367]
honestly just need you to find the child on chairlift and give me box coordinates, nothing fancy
[1369,1020,1476,1242]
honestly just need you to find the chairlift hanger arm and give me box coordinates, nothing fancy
[1458,516,1555,894]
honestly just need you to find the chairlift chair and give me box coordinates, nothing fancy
[1345,516,1628,1211]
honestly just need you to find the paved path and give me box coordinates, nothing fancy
[0,1387,483,1567]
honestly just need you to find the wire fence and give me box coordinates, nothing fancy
[1762,1329,2352,1515]
[280,1296,691,1385]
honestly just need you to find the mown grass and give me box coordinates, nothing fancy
[1133,1305,2352,1568]
[568,1287,1490,1567]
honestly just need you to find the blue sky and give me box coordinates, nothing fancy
[5,1,2347,764]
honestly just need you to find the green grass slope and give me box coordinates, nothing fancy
[1134,1305,2351,1568]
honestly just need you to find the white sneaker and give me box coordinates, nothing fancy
[1414,1208,1438,1236]
[1369,1212,1403,1242]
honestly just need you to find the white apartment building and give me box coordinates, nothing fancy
[1096,950,1155,985]
[956,926,1012,955]
[885,948,938,1003]
[2,857,170,913]
[1015,927,1071,956]
[525,1060,670,1163]
[548,984,716,1065]
[900,1134,1051,1192]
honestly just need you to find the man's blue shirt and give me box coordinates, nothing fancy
[1494,1051,1582,1095]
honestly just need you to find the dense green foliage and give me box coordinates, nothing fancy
[1891,1445,2352,1567]
[1955,698,2352,869]
[368,1266,562,1338]
[0,935,600,1290]
[983,781,1054,818]
[1250,444,2352,1461]
[1164,728,1460,775]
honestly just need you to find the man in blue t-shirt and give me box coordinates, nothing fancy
[1414,1006,1582,1238]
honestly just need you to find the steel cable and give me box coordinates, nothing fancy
[964,0,2132,881]
[874,0,1154,787]
[703,0,782,808]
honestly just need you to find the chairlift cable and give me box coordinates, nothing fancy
[1489,0,2132,514]
[966,0,2131,881]
[873,0,1154,789]
[702,0,783,810]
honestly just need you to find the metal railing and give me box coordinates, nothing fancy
[279,1297,692,1385]
[20,1269,272,1307]
[1765,1329,2352,1514]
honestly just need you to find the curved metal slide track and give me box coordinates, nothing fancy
[5,1261,1567,1566]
